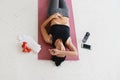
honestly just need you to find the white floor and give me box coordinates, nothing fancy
[0,0,120,80]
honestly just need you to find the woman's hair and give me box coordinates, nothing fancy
[51,56,66,66]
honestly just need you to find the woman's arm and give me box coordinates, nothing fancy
[41,13,61,44]
[41,22,51,44]
[49,38,78,56]
[65,38,78,56]
[41,15,55,44]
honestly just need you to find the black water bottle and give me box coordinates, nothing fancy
[82,32,90,43]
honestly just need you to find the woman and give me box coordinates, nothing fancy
[41,0,78,66]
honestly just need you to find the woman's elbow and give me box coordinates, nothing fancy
[44,39,50,44]
[44,38,52,44]
[74,51,78,56]
[69,51,78,56]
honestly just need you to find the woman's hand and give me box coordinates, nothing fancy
[55,13,62,16]
[49,49,60,55]
[50,13,62,19]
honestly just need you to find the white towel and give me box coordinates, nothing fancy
[18,34,41,53]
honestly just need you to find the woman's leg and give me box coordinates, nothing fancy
[59,0,68,10]
[48,0,59,16]
[59,0,69,17]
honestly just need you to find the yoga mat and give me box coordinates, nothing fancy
[38,0,79,60]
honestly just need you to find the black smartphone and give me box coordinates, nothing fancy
[81,43,91,50]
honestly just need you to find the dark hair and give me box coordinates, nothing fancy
[51,56,66,66]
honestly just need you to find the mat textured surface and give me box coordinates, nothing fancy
[38,0,79,60]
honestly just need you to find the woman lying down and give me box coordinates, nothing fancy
[41,0,78,66]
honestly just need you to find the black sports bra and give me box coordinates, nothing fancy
[50,24,70,47]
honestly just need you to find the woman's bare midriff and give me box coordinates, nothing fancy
[50,16,70,27]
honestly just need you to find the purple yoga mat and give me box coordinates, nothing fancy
[38,0,79,60]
